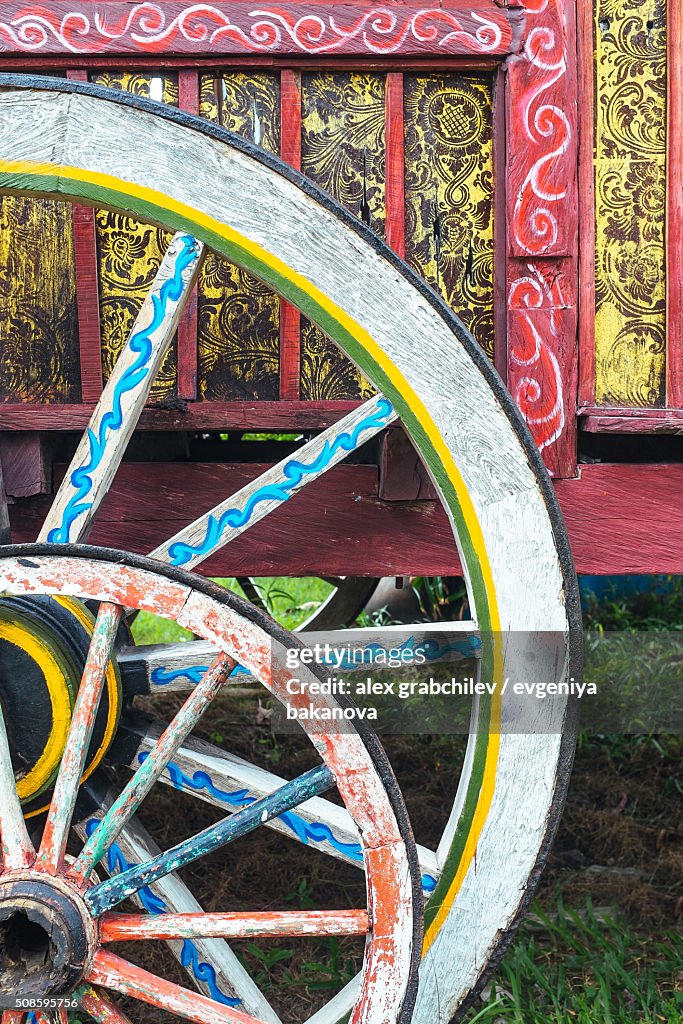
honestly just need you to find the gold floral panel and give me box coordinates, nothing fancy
[0,197,79,402]
[594,0,667,406]
[90,72,179,400]
[300,72,385,401]
[404,73,495,359]
[197,73,281,401]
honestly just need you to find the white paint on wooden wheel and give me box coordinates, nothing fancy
[0,78,581,1024]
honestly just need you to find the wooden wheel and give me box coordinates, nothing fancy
[0,547,421,1024]
[0,76,581,1023]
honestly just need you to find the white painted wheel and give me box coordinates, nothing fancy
[0,76,581,1024]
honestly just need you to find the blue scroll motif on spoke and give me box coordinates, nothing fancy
[138,756,439,892]
[167,396,395,566]
[149,634,478,688]
[84,817,240,1007]
[151,662,248,687]
[48,235,199,543]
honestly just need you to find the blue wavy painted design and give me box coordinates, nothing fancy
[146,755,439,893]
[142,755,364,861]
[48,235,198,544]
[151,661,248,687]
[167,396,395,566]
[149,633,477,688]
[84,817,240,1007]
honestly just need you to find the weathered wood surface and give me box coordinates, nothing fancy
[0,433,48,497]
[76,789,280,1020]
[36,602,122,875]
[38,232,204,544]
[0,3,521,57]
[100,910,370,942]
[2,549,419,1022]
[0,400,361,431]
[114,715,440,884]
[0,85,577,1024]
[0,698,34,868]
[582,409,683,434]
[70,654,235,884]
[150,395,396,569]
[505,0,579,476]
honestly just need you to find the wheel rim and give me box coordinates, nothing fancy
[0,74,582,1023]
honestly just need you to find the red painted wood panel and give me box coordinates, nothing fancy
[279,70,302,401]
[67,68,103,404]
[9,462,683,576]
[177,69,200,400]
[505,0,579,479]
[667,0,683,407]
[0,401,360,431]
[0,4,521,58]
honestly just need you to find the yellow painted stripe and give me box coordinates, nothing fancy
[0,620,72,800]
[0,154,503,936]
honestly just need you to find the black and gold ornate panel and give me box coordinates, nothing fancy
[594,0,667,406]
[0,198,79,403]
[90,72,179,400]
[404,74,495,359]
[300,72,386,401]
[197,73,281,401]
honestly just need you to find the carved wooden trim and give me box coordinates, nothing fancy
[505,0,579,478]
[667,1,683,407]
[0,3,522,58]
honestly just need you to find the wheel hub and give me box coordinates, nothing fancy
[0,874,94,1005]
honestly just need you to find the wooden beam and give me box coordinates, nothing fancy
[0,4,521,59]
[667,0,683,407]
[11,461,683,575]
[67,68,103,404]
[0,400,361,432]
[279,70,302,400]
[177,71,200,401]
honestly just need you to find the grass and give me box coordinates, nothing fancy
[463,899,682,1023]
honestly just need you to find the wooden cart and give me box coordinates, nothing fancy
[0,2,674,1022]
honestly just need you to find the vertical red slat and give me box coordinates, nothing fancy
[577,0,597,408]
[385,73,405,260]
[667,3,683,407]
[492,66,507,381]
[177,70,200,401]
[67,69,103,403]
[279,70,302,401]
[505,1,579,478]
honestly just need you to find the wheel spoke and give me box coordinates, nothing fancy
[74,984,133,1023]
[0,703,34,870]
[117,620,480,695]
[111,717,440,886]
[86,764,335,916]
[304,974,361,1024]
[88,949,263,1024]
[100,909,369,942]
[38,232,204,544]
[69,654,234,884]
[149,395,397,570]
[75,782,281,1023]
[36,603,121,874]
